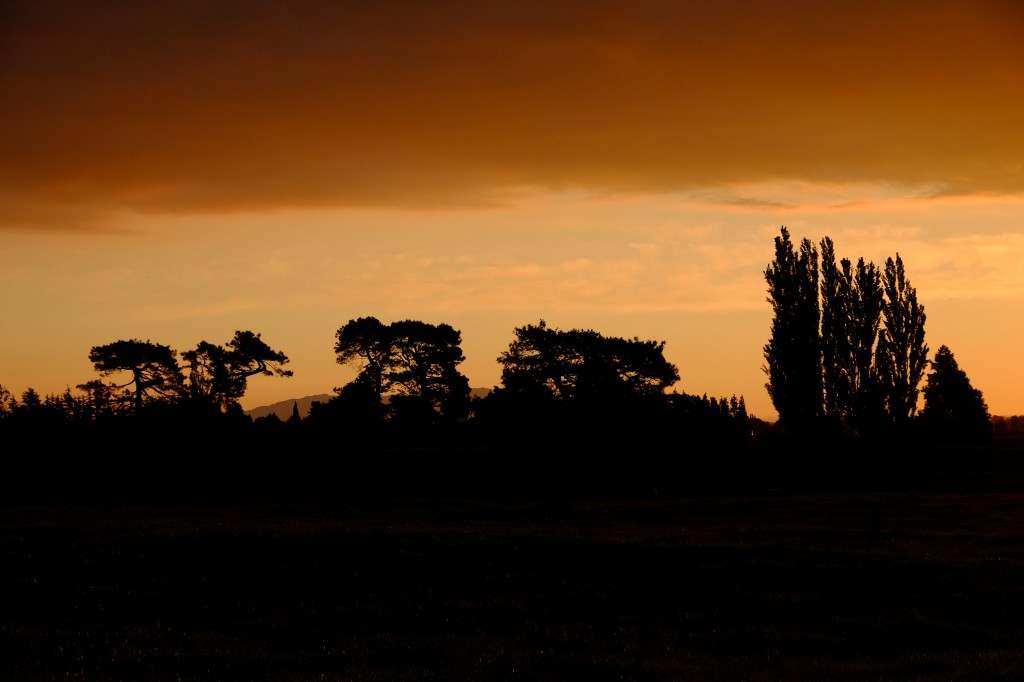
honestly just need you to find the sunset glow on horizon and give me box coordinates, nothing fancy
[2,1,1023,420]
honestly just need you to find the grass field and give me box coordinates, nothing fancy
[4,467,1024,680]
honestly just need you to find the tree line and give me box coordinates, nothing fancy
[0,319,750,451]
[0,226,1000,454]
[0,331,291,429]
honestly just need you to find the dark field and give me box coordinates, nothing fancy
[4,454,1024,680]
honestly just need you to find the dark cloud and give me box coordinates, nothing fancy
[2,0,1022,227]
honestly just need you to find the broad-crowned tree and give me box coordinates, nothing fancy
[497,321,679,402]
[387,320,471,420]
[88,339,183,413]
[334,317,392,398]
[334,317,471,422]
[492,320,681,448]
[183,330,292,411]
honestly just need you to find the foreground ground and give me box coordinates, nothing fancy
[3,461,1024,681]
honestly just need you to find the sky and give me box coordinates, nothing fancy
[2,0,1023,420]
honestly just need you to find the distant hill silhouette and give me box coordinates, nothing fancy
[246,395,333,420]
[246,388,493,421]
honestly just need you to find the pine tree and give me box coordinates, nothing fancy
[920,346,992,443]
[287,401,302,425]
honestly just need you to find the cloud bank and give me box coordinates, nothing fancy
[2,0,1023,228]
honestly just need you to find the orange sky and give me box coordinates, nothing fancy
[2,1,1023,419]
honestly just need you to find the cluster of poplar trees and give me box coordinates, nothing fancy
[764,226,990,443]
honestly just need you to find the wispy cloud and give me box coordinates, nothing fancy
[136,298,261,322]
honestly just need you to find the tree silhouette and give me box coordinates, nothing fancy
[764,228,929,440]
[488,321,682,448]
[820,237,854,427]
[334,317,392,397]
[0,384,13,420]
[0,387,70,435]
[388,320,471,422]
[18,387,43,412]
[182,330,292,411]
[819,245,888,435]
[670,392,750,442]
[919,345,992,444]
[305,380,387,445]
[287,401,302,426]
[227,330,292,382]
[497,320,679,403]
[334,317,471,424]
[181,341,233,407]
[849,257,885,433]
[88,339,183,413]
[877,254,929,425]
[763,227,822,436]
[74,380,122,420]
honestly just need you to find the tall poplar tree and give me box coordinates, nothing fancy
[877,254,929,424]
[763,227,822,436]
[849,257,885,432]
[819,237,855,426]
